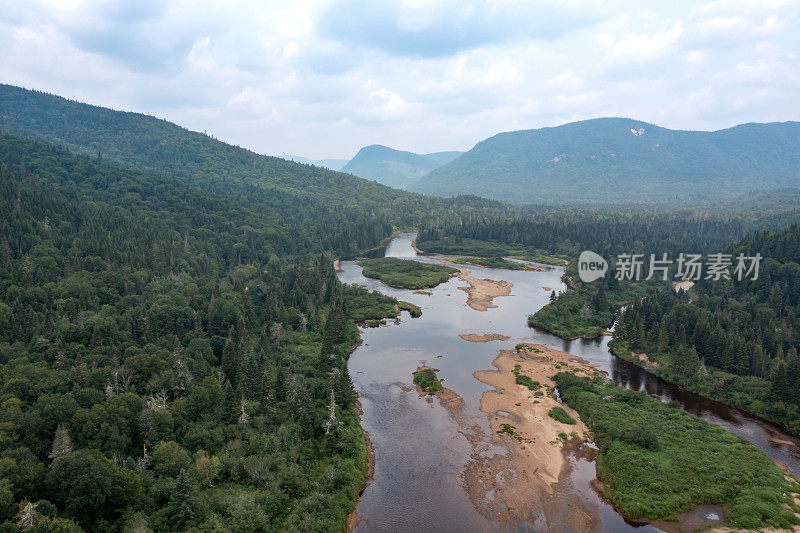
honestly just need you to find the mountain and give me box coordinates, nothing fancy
[409,118,800,203]
[279,155,349,170]
[0,84,412,208]
[0,84,505,247]
[341,144,462,189]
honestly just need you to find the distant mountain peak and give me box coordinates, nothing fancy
[409,118,800,204]
[341,144,463,189]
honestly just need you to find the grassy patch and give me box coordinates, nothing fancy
[497,423,533,443]
[515,343,541,353]
[547,405,577,425]
[513,364,542,391]
[397,300,422,318]
[553,372,800,529]
[415,237,566,265]
[357,257,458,289]
[343,284,400,322]
[413,368,443,392]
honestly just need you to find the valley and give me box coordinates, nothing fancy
[1,80,799,532]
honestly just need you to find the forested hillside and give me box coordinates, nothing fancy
[613,224,800,431]
[341,144,462,189]
[0,84,489,220]
[417,203,800,260]
[0,132,425,530]
[411,118,800,203]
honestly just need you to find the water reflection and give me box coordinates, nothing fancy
[342,233,800,532]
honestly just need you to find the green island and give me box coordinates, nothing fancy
[343,285,422,326]
[357,257,458,289]
[553,372,800,529]
[412,368,443,393]
[415,236,566,265]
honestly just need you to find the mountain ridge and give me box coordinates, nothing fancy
[409,117,800,203]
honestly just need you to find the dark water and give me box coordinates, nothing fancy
[340,233,800,532]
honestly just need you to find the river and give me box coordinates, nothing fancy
[339,233,800,532]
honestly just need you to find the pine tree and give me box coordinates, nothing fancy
[657,322,669,351]
[220,327,239,387]
[772,362,789,403]
[167,470,195,530]
[48,424,74,460]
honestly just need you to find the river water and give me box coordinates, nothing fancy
[339,233,800,532]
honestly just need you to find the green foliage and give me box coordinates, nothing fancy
[397,301,422,318]
[553,373,800,528]
[612,224,800,431]
[411,117,800,203]
[357,257,457,289]
[448,256,535,270]
[547,406,576,425]
[412,369,443,393]
[512,364,542,390]
[0,127,429,530]
[415,238,564,265]
[342,284,399,322]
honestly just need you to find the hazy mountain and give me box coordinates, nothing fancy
[279,155,349,170]
[410,118,800,203]
[341,144,462,189]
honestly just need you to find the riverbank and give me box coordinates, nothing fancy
[468,344,602,527]
[609,339,800,438]
[554,372,800,530]
[346,399,376,533]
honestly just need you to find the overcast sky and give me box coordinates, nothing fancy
[2,0,799,159]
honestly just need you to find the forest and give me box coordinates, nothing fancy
[2,83,800,532]
[421,209,800,435]
[0,131,484,531]
[612,224,800,431]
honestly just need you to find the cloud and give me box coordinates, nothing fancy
[316,0,598,57]
[0,0,798,159]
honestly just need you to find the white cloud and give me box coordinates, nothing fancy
[0,0,798,158]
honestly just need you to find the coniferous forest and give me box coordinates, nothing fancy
[0,99,501,530]
[2,82,800,531]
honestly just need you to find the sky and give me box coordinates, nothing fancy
[2,0,799,159]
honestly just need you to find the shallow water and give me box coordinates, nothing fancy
[341,233,800,532]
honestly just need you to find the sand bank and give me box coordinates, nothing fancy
[465,344,604,528]
[459,333,511,343]
[451,267,512,311]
